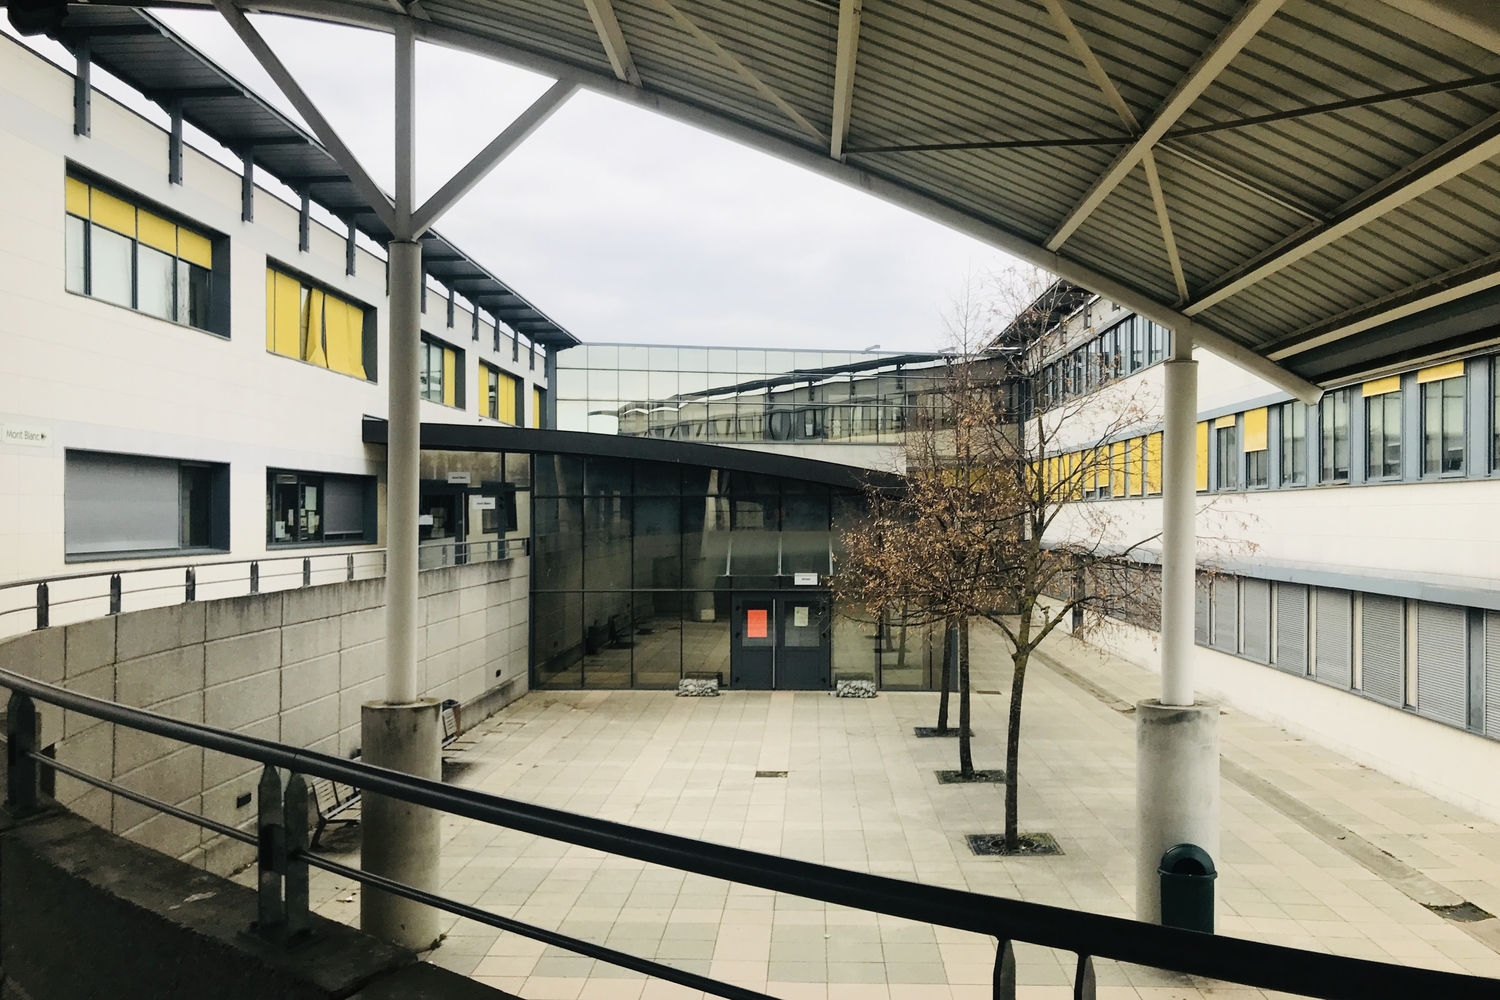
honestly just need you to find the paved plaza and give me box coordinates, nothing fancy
[293,625,1500,998]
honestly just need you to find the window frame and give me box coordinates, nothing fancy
[1365,388,1403,482]
[266,468,377,548]
[63,449,229,561]
[1320,388,1352,484]
[1421,374,1466,477]
[265,262,377,382]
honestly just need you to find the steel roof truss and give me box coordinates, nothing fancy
[581,0,640,86]
[829,0,861,159]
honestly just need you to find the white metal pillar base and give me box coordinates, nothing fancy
[360,699,442,951]
[1135,699,1219,924]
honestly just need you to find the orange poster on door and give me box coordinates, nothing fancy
[746,608,768,639]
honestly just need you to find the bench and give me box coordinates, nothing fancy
[441,700,460,748]
[310,775,360,849]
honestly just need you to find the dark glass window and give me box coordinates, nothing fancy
[1281,401,1307,485]
[1216,423,1239,491]
[1320,389,1351,483]
[267,470,372,545]
[1366,390,1402,480]
[1422,375,1465,475]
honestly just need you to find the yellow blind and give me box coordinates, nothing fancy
[533,388,542,428]
[1362,375,1400,397]
[1417,361,1464,384]
[1244,407,1268,452]
[137,210,177,255]
[1125,437,1141,496]
[1111,441,1126,497]
[65,176,90,216]
[499,372,518,425]
[303,288,328,367]
[442,347,457,407]
[1195,422,1209,491]
[268,269,303,358]
[1214,413,1236,429]
[1145,432,1162,495]
[324,297,366,379]
[90,189,135,236]
[177,229,213,269]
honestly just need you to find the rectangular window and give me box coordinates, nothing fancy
[1148,321,1167,364]
[1494,357,1500,472]
[1128,318,1145,372]
[1281,401,1307,485]
[1215,416,1238,491]
[481,362,523,424]
[1125,436,1141,496]
[420,338,463,406]
[1320,388,1351,483]
[1195,421,1209,491]
[266,266,372,380]
[267,469,374,545]
[1145,432,1162,495]
[1110,440,1126,498]
[64,450,227,558]
[1244,407,1268,488]
[1419,364,1465,475]
[65,174,217,332]
[1363,378,1402,480]
[533,387,544,428]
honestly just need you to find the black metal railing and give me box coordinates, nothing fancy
[0,538,530,639]
[2,665,1496,1000]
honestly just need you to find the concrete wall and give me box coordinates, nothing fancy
[0,558,528,874]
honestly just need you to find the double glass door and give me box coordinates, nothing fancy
[730,594,831,690]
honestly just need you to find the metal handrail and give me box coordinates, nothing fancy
[0,665,1495,999]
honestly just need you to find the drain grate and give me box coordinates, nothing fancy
[913,727,973,738]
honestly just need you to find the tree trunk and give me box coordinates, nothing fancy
[1004,648,1028,852]
[936,619,953,732]
[958,618,973,778]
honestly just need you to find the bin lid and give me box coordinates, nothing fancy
[1159,843,1216,878]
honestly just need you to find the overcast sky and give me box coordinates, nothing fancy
[11,12,1018,351]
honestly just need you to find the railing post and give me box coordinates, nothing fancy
[993,939,1015,1000]
[1073,954,1095,1000]
[284,773,311,940]
[302,558,311,588]
[347,553,355,582]
[108,573,122,615]
[256,765,284,938]
[250,561,259,594]
[185,566,196,602]
[34,582,48,631]
[6,692,39,814]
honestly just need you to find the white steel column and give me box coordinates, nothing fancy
[364,20,441,952]
[1136,330,1219,925]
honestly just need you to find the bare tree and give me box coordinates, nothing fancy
[838,269,1164,852]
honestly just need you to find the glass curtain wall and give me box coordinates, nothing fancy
[531,454,896,689]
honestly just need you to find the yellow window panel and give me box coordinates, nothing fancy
[65,176,90,217]
[89,188,136,236]
[442,348,456,406]
[303,288,328,367]
[1214,413,1236,429]
[1195,422,1209,492]
[1125,438,1140,496]
[533,388,542,428]
[1244,407,1268,452]
[1146,433,1162,495]
[137,210,177,255]
[266,269,276,351]
[177,228,213,269]
[270,270,303,359]
[499,372,518,425]
[1111,441,1126,497]
[1417,361,1464,384]
[1362,375,1400,397]
[325,297,367,379]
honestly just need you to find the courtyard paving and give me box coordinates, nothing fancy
[298,624,1500,999]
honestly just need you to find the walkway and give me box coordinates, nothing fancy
[295,624,1500,999]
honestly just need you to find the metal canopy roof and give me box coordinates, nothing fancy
[53,4,579,347]
[72,0,1498,393]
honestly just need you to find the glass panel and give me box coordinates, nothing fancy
[136,244,175,320]
[504,452,532,489]
[583,592,634,687]
[876,610,932,689]
[683,489,730,592]
[647,370,678,399]
[618,369,649,401]
[586,412,620,435]
[179,464,214,547]
[557,400,588,431]
[617,345,649,370]
[587,368,618,400]
[65,215,86,294]
[586,456,632,496]
[631,593,683,687]
[647,346,678,370]
[709,349,738,374]
[532,497,583,590]
[782,494,830,576]
[682,591,731,677]
[584,496,632,590]
[555,368,587,399]
[587,345,618,368]
[534,454,584,496]
[178,263,210,331]
[633,497,681,588]
[729,497,778,578]
[90,223,133,307]
[783,601,825,647]
[633,461,681,495]
[678,348,707,371]
[533,591,583,688]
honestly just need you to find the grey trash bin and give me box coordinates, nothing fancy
[1159,843,1215,933]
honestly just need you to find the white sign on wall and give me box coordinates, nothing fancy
[472,496,497,510]
[793,572,819,586]
[1,420,52,448]
[446,472,472,485]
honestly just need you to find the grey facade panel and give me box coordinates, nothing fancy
[1195,575,1211,646]
[1485,612,1500,738]
[1211,577,1239,654]
[1274,583,1308,676]
[1361,594,1405,706]
[1417,602,1468,728]
[1242,578,1271,664]
[1314,588,1353,689]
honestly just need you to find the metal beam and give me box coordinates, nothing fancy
[1040,0,1188,302]
[346,217,357,275]
[241,148,254,221]
[73,39,89,137]
[1044,0,1287,251]
[298,186,310,250]
[581,0,640,86]
[230,1,1321,402]
[168,100,183,184]
[829,0,861,159]
[1186,109,1500,317]
[210,0,396,233]
[408,78,578,237]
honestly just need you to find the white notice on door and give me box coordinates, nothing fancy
[794,606,809,628]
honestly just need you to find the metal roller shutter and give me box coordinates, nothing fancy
[1212,577,1239,653]
[1195,575,1210,645]
[1314,588,1352,689]
[1417,602,1468,728]
[1242,579,1271,664]
[323,477,365,538]
[1274,583,1308,675]
[64,451,180,554]
[1360,594,1404,706]
[1485,612,1500,738]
